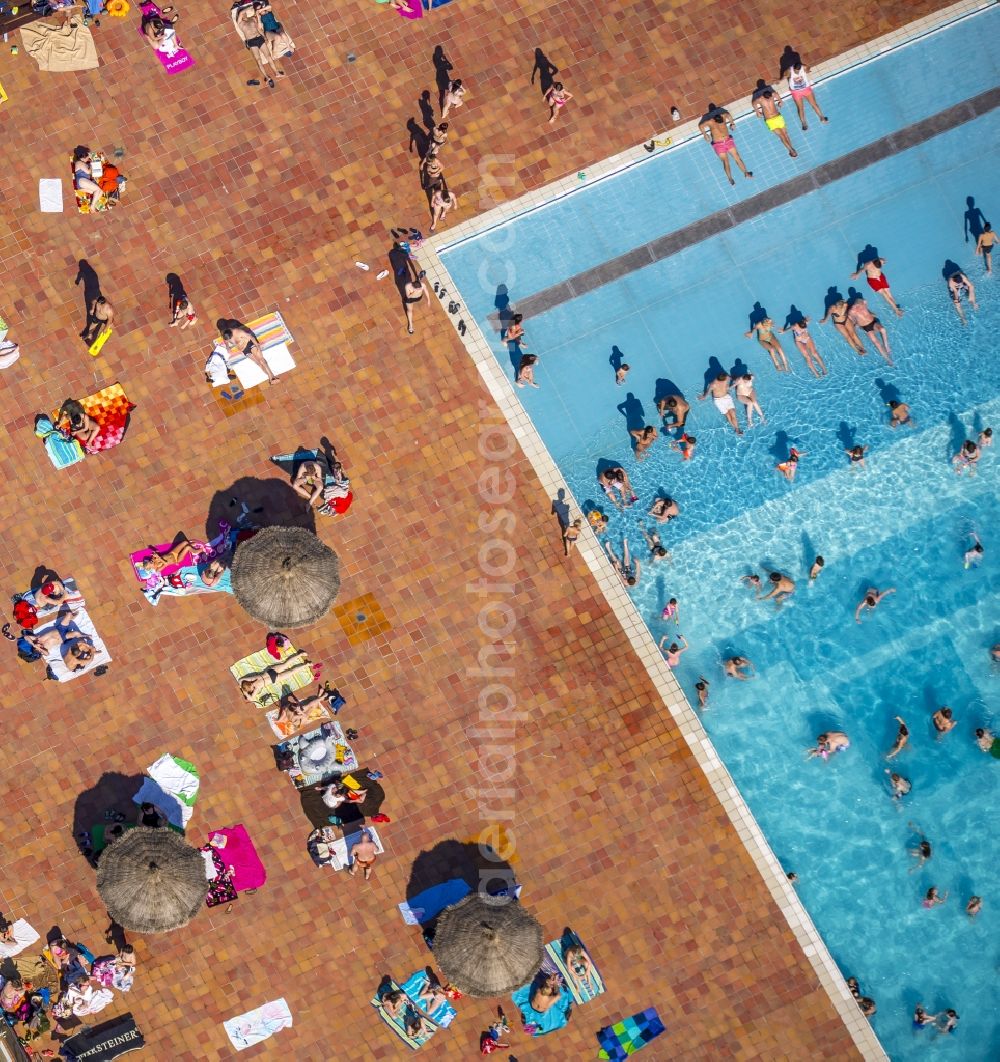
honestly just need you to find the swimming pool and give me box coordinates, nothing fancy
[441,7,1000,1059]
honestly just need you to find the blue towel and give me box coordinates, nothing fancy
[399,971,457,1028]
[511,978,573,1036]
[398,878,471,925]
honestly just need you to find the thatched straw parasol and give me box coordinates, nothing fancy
[432,893,544,997]
[231,525,340,628]
[96,827,207,934]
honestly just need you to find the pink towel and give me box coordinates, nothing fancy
[138,1,196,73]
[398,0,423,18]
[207,824,266,891]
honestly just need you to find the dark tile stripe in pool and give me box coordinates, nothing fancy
[489,85,1000,321]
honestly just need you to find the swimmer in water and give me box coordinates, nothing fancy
[913,1005,937,1029]
[848,296,892,364]
[744,316,790,372]
[849,257,904,317]
[953,438,980,476]
[630,424,658,461]
[807,731,849,760]
[855,586,895,622]
[932,706,956,736]
[670,432,697,461]
[649,496,680,523]
[658,634,688,668]
[776,447,805,482]
[975,726,996,753]
[778,316,827,377]
[886,399,914,429]
[885,715,909,760]
[964,531,984,569]
[615,362,630,386]
[820,297,866,355]
[642,526,672,563]
[699,372,742,435]
[741,573,762,592]
[661,597,679,624]
[759,570,795,604]
[966,896,982,918]
[734,374,766,428]
[936,1010,959,1034]
[694,677,709,709]
[920,889,944,913]
[657,394,690,431]
[723,656,755,680]
[887,770,911,800]
[658,632,687,666]
[975,221,995,273]
[907,830,931,872]
[809,555,824,581]
[604,538,642,588]
[947,269,977,325]
[978,426,993,449]
[845,444,868,469]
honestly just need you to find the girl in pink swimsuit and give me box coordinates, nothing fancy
[545,82,574,124]
[779,316,827,377]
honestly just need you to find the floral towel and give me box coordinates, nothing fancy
[202,846,238,907]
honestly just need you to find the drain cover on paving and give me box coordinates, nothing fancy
[332,593,391,645]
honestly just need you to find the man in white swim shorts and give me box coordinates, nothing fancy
[698,372,742,435]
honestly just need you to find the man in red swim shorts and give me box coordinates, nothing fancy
[698,103,753,187]
[850,256,904,317]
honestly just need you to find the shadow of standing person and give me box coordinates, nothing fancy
[531,47,558,95]
[432,45,453,111]
[75,259,102,339]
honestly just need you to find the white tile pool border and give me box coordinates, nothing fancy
[433,0,994,254]
[407,5,996,1057]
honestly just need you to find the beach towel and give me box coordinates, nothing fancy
[399,970,457,1028]
[371,980,439,1049]
[269,448,352,517]
[61,1013,145,1060]
[223,998,292,1051]
[545,931,605,1004]
[30,603,111,682]
[398,879,471,925]
[308,825,383,871]
[230,641,314,710]
[232,340,295,389]
[283,721,357,787]
[130,529,233,605]
[597,1008,666,1059]
[396,0,423,17]
[0,919,40,958]
[39,178,63,212]
[20,19,99,72]
[35,414,85,468]
[132,753,199,827]
[45,383,134,458]
[137,1,195,73]
[511,976,573,1036]
[244,310,293,350]
[206,824,266,891]
[208,312,295,391]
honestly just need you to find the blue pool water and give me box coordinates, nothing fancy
[443,9,1000,1060]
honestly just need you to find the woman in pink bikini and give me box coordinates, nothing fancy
[850,257,903,317]
[778,315,827,377]
[545,81,574,124]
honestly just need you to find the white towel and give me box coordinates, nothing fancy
[0,919,40,957]
[231,341,296,389]
[39,178,64,213]
[224,998,293,1051]
[147,753,200,805]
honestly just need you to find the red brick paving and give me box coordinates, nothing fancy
[0,0,945,1056]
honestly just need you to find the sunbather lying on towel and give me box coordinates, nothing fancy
[240,650,315,701]
[21,615,96,672]
[142,9,180,56]
[223,324,278,383]
[382,991,436,1038]
[290,451,353,517]
[231,1,284,89]
[134,537,209,578]
[277,687,336,729]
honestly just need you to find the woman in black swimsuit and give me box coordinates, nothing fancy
[402,270,426,335]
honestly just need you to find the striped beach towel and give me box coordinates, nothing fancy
[230,643,314,709]
[545,931,605,1004]
[243,310,293,351]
